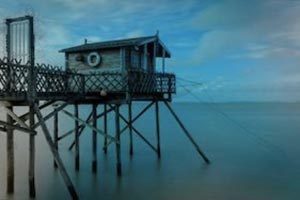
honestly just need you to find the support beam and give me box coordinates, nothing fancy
[163,101,210,164]
[74,104,80,171]
[6,106,14,194]
[17,100,55,124]
[131,101,154,124]
[62,109,117,143]
[58,129,74,141]
[32,101,69,129]
[0,102,29,128]
[104,102,154,148]
[131,125,158,154]
[29,105,36,198]
[33,104,79,200]
[68,110,93,149]
[68,105,115,150]
[116,111,158,154]
[53,107,58,168]
[115,105,122,177]
[0,120,35,135]
[155,101,161,158]
[0,127,7,132]
[128,103,133,156]
[103,104,108,154]
[92,104,97,173]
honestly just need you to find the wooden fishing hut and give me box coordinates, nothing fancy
[0,15,210,199]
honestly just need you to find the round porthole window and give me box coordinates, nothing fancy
[87,52,101,67]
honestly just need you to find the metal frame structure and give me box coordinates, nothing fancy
[0,16,210,200]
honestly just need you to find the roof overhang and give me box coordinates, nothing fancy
[59,35,171,58]
[137,37,171,58]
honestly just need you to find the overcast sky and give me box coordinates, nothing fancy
[0,0,300,102]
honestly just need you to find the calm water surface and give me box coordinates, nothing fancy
[0,103,299,200]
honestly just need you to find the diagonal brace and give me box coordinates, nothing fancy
[104,102,155,148]
[33,104,79,200]
[0,120,36,135]
[32,101,69,129]
[62,109,118,143]
[0,103,34,135]
[17,100,55,124]
[68,105,116,150]
[106,105,158,154]
[58,110,93,142]
[163,101,210,164]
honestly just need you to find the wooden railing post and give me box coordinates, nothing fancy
[81,74,85,95]
[6,61,11,96]
[64,71,69,94]
[5,19,12,96]
[160,74,163,93]
[168,75,172,100]
[28,64,36,102]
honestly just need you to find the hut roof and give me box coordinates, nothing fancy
[59,35,171,58]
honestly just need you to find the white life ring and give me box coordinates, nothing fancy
[87,52,101,67]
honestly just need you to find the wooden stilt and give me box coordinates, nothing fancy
[68,106,115,150]
[54,107,58,168]
[68,111,93,150]
[103,104,108,154]
[155,101,161,158]
[92,104,97,173]
[32,101,70,129]
[17,100,55,124]
[115,104,122,176]
[128,102,133,156]
[163,101,210,164]
[29,105,36,198]
[104,102,154,148]
[33,104,79,199]
[6,106,14,194]
[62,109,116,142]
[116,111,158,154]
[74,104,80,171]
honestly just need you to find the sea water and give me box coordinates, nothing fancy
[0,103,299,200]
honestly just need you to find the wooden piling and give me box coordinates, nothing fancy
[74,104,80,171]
[103,104,108,154]
[54,107,58,168]
[128,102,133,156]
[29,105,36,197]
[92,104,97,173]
[115,104,122,177]
[164,101,210,164]
[155,101,161,158]
[34,104,79,199]
[6,106,14,194]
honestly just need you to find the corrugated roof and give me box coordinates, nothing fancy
[59,36,157,53]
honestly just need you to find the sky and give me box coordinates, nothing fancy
[0,0,300,102]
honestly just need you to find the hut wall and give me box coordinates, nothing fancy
[67,48,121,73]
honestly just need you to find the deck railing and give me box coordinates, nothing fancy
[0,58,175,99]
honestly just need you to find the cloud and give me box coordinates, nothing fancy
[190,0,300,64]
[1,0,300,101]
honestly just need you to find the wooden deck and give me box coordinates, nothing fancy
[0,57,176,104]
